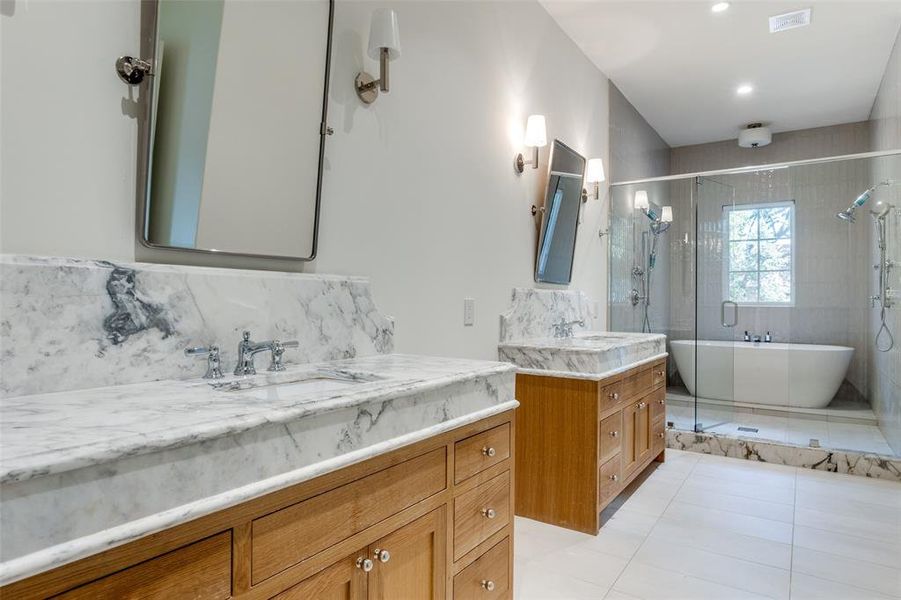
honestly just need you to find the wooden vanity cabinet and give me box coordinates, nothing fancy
[3,411,515,600]
[515,360,666,534]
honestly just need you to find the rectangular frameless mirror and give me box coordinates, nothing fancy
[139,0,333,260]
[535,140,586,284]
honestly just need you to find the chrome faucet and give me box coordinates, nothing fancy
[553,318,585,338]
[234,331,274,376]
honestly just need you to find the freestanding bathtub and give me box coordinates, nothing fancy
[669,340,854,409]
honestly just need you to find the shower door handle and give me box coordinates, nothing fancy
[721,300,738,328]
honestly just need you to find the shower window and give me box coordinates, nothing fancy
[723,201,795,305]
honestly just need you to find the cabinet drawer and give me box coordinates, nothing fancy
[454,471,510,561]
[55,532,231,600]
[453,537,510,599]
[599,380,624,412]
[622,368,653,401]
[650,386,666,423]
[651,361,667,388]
[455,423,510,484]
[599,411,623,465]
[599,456,623,504]
[252,447,446,584]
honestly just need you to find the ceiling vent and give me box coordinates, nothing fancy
[769,8,812,33]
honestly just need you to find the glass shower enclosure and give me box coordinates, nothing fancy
[609,151,901,458]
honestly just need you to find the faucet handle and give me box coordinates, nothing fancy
[268,340,299,372]
[185,345,224,379]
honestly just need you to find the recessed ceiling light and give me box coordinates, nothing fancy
[711,2,730,13]
[736,84,753,96]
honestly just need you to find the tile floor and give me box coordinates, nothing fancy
[666,403,895,455]
[514,449,901,599]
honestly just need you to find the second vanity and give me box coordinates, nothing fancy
[498,289,667,534]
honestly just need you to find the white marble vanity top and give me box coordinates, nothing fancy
[0,353,516,584]
[498,331,667,380]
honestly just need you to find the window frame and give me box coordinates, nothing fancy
[722,200,796,307]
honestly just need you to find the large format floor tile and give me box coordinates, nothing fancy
[514,449,901,600]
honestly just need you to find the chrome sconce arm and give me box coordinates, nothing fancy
[355,9,401,104]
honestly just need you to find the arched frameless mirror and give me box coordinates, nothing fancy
[136,0,334,260]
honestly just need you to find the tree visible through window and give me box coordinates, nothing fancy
[724,201,794,304]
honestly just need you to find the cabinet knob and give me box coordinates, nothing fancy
[356,557,374,572]
[374,548,391,563]
[609,430,619,438]
[608,392,619,401]
[658,399,665,405]
[481,580,496,591]
[657,370,665,377]
[638,402,647,409]
[482,508,497,519]
[482,446,496,457]
[609,474,619,482]
[658,432,665,439]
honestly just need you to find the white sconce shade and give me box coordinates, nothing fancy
[524,115,547,148]
[661,206,673,222]
[586,158,605,183]
[368,9,401,60]
[634,190,649,211]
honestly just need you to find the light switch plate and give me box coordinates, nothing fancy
[463,298,475,326]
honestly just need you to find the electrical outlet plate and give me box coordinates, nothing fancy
[463,298,475,326]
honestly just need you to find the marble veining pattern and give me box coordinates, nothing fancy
[0,255,394,397]
[499,331,666,379]
[0,354,516,584]
[499,287,592,342]
[667,429,901,481]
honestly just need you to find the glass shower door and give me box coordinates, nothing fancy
[694,176,737,432]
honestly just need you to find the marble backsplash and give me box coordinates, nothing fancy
[499,287,592,342]
[0,255,394,397]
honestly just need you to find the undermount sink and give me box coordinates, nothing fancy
[208,370,377,401]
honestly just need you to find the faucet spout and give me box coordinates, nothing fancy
[234,330,275,376]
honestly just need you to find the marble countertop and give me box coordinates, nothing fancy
[0,354,517,584]
[498,331,667,380]
[1,354,514,484]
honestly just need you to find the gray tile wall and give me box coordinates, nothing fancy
[868,28,901,455]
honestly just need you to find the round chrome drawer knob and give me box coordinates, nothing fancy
[609,392,619,400]
[481,580,496,591]
[482,508,497,519]
[658,432,665,439]
[609,474,619,482]
[356,557,374,572]
[374,548,391,563]
[482,446,496,457]
[610,430,619,438]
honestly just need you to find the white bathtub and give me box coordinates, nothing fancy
[669,340,853,409]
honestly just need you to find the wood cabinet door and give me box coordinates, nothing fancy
[270,549,367,600]
[368,507,447,600]
[637,399,652,463]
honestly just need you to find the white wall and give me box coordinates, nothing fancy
[0,0,611,362]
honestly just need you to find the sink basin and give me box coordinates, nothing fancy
[207,371,375,401]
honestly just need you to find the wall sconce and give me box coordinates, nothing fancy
[355,9,401,104]
[584,158,606,201]
[514,115,547,173]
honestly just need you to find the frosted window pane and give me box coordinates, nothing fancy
[729,272,758,303]
[760,271,791,303]
[730,241,758,271]
[759,239,791,270]
[759,207,792,239]
[729,210,758,240]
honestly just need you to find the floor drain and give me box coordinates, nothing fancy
[737,426,759,433]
